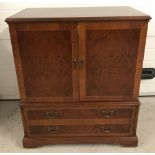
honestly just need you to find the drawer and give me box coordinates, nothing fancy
[28,124,131,137]
[25,108,133,120]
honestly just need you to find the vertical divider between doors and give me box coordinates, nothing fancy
[71,24,80,101]
[79,23,86,101]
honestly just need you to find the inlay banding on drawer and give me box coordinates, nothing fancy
[25,108,133,120]
[28,124,131,137]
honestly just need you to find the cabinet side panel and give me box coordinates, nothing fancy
[133,23,148,97]
[9,24,26,99]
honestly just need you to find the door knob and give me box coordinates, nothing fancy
[72,60,78,68]
[79,60,84,68]
[72,60,84,68]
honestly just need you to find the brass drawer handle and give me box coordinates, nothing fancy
[47,126,60,134]
[45,111,58,119]
[99,126,112,133]
[100,110,114,118]
[103,127,112,133]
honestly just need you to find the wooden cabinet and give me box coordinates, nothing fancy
[6,7,151,148]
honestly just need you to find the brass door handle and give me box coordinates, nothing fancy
[79,60,84,68]
[72,60,84,68]
[72,60,78,68]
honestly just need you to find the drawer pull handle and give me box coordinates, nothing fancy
[101,110,114,118]
[98,126,112,133]
[48,126,59,134]
[45,111,58,119]
[103,127,112,133]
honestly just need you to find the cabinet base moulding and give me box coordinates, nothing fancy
[23,136,138,148]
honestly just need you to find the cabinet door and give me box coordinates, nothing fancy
[10,23,79,102]
[79,21,148,101]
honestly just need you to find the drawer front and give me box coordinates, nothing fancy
[26,108,133,120]
[28,124,131,137]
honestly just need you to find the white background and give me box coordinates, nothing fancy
[0,0,155,99]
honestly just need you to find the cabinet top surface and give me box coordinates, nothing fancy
[6,6,151,23]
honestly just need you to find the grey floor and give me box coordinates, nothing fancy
[0,97,155,153]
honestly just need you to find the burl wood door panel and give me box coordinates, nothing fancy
[9,23,79,102]
[79,22,148,101]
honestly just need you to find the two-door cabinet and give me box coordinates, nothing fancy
[6,7,151,148]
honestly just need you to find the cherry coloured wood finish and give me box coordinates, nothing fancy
[5,7,151,23]
[23,136,138,148]
[86,28,139,96]
[18,30,73,97]
[9,23,79,102]
[26,108,133,120]
[6,7,150,148]
[79,21,148,101]
[28,124,131,137]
